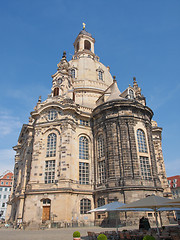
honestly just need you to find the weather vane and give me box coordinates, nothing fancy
[83,22,86,30]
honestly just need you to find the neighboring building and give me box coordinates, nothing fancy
[0,171,13,220]
[7,26,171,226]
[167,175,180,198]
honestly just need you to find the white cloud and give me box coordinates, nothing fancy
[0,149,14,175]
[165,158,180,177]
[0,110,22,136]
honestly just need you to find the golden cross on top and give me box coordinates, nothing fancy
[83,22,86,30]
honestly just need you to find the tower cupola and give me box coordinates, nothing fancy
[73,23,95,56]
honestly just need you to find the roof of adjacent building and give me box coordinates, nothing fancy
[0,171,13,187]
[167,175,180,188]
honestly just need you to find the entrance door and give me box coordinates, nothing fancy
[42,206,50,221]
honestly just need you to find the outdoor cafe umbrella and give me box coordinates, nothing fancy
[88,201,153,213]
[117,195,180,236]
[88,201,125,232]
[164,196,180,204]
[88,201,152,232]
[88,201,126,213]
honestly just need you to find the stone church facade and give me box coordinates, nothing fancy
[6,27,171,226]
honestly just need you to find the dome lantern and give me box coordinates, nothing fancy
[73,23,95,55]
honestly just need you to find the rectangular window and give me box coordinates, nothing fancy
[0,188,2,191]
[1,182,4,185]
[45,160,55,184]
[5,188,7,191]
[140,156,152,180]
[0,195,1,199]
[98,71,103,80]
[98,160,106,184]
[3,195,6,199]
[6,182,8,185]
[80,119,89,126]
[2,203,5,207]
[80,199,91,214]
[79,162,89,185]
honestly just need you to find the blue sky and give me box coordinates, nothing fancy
[0,0,180,176]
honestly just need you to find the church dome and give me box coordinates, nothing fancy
[69,26,113,108]
[69,57,113,88]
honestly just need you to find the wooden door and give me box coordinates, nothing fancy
[42,206,50,221]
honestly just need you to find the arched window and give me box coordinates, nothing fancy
[97,135,105,158]
[137,129,148,153]
[76,42,79,52]
[98,70,103,81]
[53,87,59,96]
[80,199,91,214]
[129,89,134,99]
[46,133,57,157]
[71,69,75,78]
[84,40,91,50]
[97,198,105,207]
[79,136,89,160]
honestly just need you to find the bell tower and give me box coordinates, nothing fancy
[73,23,95,55]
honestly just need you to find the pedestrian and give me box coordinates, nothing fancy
[144,217,150,230]
[139,216,145,230]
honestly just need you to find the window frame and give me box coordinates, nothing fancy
[46,133,57,157]
[80,119,89,126]
[44,160,56,184]
[84,40,91,50]
[71,69,76,79]
[48,110,57,121]
[98,160,106,184]
[79,162,89,185]
[129,89,134,99]
[137,129,148,153]
[98,70,103,81]
[139,156,152,180]
[97,198,105,207]
[53,87,59,97]
[80,198,91,214]
[79,136,89,160]
[97,134,105,159]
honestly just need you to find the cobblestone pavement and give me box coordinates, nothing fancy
[0,225,139,240]
[0,224,178,240]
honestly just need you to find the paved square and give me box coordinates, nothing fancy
[0,226,137,240]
